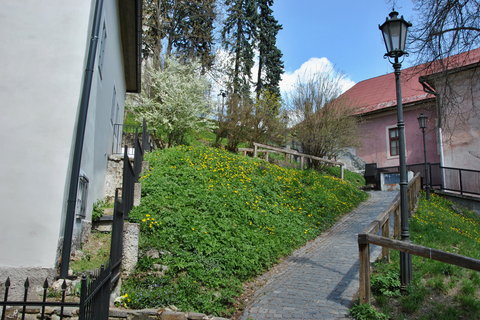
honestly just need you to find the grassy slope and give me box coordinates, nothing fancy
[353,193,480,320]
[123,146,367,316]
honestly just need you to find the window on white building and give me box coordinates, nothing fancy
[75,174,89,219]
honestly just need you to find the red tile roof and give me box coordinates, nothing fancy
[341,48,480,115]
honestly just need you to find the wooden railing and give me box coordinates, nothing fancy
[357,173,480,303]
[240,143,345,179]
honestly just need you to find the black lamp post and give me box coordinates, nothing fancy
[379,9,413,287]
[418,113,431,200]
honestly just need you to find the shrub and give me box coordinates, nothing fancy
[92,200,109,222]
[349,303,388,320]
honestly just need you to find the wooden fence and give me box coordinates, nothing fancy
[357,173,480,303]
[239,143,345,179]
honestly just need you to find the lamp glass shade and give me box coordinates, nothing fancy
[418,113,427,129]
[379,10,412,57]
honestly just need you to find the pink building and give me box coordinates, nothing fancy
[339,48,480,195]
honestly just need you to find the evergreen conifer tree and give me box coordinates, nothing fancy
[255,0,284,100]
[221,0,257,96]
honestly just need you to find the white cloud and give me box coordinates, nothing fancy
[279,57,355,99]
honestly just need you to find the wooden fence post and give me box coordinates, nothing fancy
[358,234,371,304]
[394,207,401,239]
[300,156,304,170]
[340,165,344,180]
[253,145,258,158]
[381,220,390,262]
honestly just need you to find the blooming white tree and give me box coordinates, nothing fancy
[128,57,213,147]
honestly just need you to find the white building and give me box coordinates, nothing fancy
[0,0,141,278]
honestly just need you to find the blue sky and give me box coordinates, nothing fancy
[272,0,417,90]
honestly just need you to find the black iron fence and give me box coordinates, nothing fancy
[122,147,135,220]
[121,121,147,219]
[441,166,480,196]
[112,119,153,155]
[1,190,126,320]
[1,278,77,320]
[369,162,480,196]
[1,120,149,318]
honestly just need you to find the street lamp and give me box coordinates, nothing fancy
[379,9,413,287]
[418,113,431,200]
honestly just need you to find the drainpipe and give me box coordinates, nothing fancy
[419,77,446,190]
[60,0,104,279]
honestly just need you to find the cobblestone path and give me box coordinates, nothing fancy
[240,191,398,320]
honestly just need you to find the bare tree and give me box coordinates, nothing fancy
[408,0,480,138]
[410,0,480,63]
[288,71,359,164]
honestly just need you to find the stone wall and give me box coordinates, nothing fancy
[0,267,55,300]
[1,307,229,320]
[336,148,366,173]
[104,155,126,202]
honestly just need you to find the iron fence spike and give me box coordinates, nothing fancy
[62,279,67,290]
[43,278,49,288]
[24,278,30,288]
[5,277,10,287]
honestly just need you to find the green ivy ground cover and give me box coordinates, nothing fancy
[123,146,367,316]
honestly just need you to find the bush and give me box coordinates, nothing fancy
[349,303,388,320]
[92,200,109,222]
[371,269,401,297]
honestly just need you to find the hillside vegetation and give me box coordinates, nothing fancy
[123,146,367,316]
[351,193,480,320]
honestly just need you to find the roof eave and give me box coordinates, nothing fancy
[420,61,480,86]
[355,97,437,118]
[118,0,142,93]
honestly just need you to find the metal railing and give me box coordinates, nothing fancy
[441,166,480,196]
[112,119,153,155]
[1,278,77,320]
[120,119,148,219]
[1,188,126,320]
[121,147,135,219]
[373,163,480,196]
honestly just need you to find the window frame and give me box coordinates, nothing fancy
[75,174,89,219]
[386,125,400,159]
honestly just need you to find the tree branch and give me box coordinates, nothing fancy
[431,26,480,37]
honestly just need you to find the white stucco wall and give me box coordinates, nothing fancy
[434,68,480,194]
[75,0,127,241]
[0,0,129,270]
[436,68,480,170]
[0,1,94,268]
